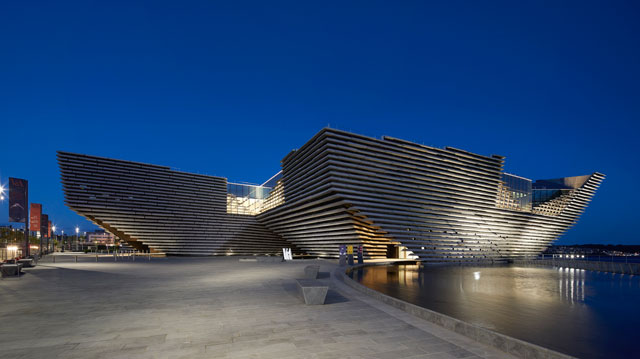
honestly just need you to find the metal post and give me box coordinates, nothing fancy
[75,255,77,263]
[24,187,30,257]
[96,254,98,262]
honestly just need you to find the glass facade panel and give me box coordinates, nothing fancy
[500,173,532,211]
[227,183,273,200]
[226,175,282,215]
[532,189,572,206]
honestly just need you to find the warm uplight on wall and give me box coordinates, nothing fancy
[473,271,481,280]
[7,246,18,251]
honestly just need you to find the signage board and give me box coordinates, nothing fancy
[41,214,49,238]
[30,203,42,233]
[9,177,28,223]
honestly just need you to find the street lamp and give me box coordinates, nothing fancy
[0,185,5,258]
[52,225,56,252]
[75,226,79,251]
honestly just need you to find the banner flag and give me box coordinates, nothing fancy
[30,203,42,233]
[41,214,49,238]
[9,177,28,223]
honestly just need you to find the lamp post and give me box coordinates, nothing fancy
[75,227,79,252]
[0,185,4,259]
[52,225,56,253]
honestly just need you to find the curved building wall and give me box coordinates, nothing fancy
[57,128,604,260]
[258,128,604,260]
[57,151,289,255]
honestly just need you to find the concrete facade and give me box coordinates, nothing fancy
[58,128,604,259]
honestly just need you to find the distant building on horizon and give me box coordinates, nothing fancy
[85,229,116,245]
[58,128,604,260]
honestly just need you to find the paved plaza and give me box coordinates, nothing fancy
[0,256,512,359]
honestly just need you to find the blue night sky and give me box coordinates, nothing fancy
[1,1,638,244]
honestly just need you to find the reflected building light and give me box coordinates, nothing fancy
[473,271,481,281]
[558,265,585,303]
[570,268,574,303]
[581,271,585,301]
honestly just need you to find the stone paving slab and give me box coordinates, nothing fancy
[0,257,513,359]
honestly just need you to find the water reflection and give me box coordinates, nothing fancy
[351,264,640,359]
[557,267,586,303]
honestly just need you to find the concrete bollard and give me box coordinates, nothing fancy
[148,251,151,261]
[339,254,346,266]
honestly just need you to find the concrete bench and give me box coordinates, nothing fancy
[304,265,320,279]
[239,257,283,263]
[1,263,23,278]
[296,279,328,305]
[18,258,36,268]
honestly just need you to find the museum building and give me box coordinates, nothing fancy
[58,128,604,260]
